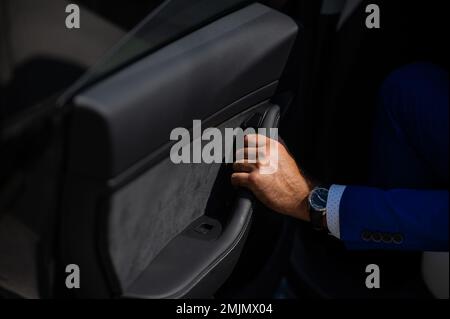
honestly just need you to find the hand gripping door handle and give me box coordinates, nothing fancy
[231,104,281,231]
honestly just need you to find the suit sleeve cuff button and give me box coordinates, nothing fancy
[361,230,372,241]
[393,234,404,244]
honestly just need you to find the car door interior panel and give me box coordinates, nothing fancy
[67,3,297,179]
[123,103,280,299]
[61,3,297,298]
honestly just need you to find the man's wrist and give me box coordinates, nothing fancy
[298,196,310,221]
[293,180,316,222]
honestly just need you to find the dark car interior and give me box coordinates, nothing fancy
[0,0,447,299]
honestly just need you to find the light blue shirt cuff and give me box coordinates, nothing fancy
[326,184,347,239]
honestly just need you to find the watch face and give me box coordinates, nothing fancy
[309,187,329,212]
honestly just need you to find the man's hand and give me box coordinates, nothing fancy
[231,134,313,221]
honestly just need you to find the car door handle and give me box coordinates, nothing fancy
[233,103,280,235]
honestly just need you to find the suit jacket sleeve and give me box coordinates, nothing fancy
[339,186,448,251]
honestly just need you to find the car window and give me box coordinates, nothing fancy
[0,0,254,122]
[0,0,165,122]
[62,0,253,103]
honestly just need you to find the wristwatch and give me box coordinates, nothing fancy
[308,186,329,231]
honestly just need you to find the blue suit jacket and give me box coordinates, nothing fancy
[338,63,449,252]
[340,187,448,251]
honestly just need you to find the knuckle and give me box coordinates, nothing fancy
[231,174,241,184]
[248,172,259,185]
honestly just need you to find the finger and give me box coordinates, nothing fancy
[231,172,250,188]
[233,161,257,173]
[235,147,266,162]
[265,139,277,158]
[244,134,267,147]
